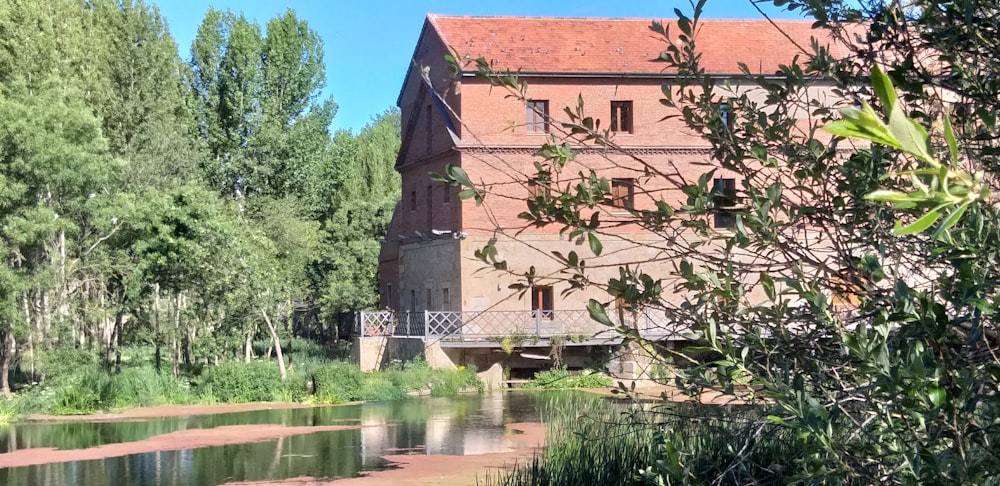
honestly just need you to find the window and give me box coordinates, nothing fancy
[426,185,433,228]
[712,177,738,229]
[410,289,416,312]
[443,185,450,204]
[386,284,393,309]
[410,190,417,212]
[531,285,554,319]
[442,287,450,308]
[610,178,635,208]
[526,100,549,132]
[425,104,432,154]
[426,288,432,310]
[719,100,735,133]
[528,180,551,198]
[610,101,633,133]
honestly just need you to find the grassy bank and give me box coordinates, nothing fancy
[0,340,481,420]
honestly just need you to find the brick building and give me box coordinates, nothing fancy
[376,15,844,341]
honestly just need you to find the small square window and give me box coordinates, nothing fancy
[611,101,633,133]
[610,178,635,208]
[410,190,417,212]
[526,100,549,132]
[712,177,738,228]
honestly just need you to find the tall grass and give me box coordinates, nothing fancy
[484,395,806,486]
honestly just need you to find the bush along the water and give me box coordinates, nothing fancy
[0,353,484,417]
[311,359,482,403]
[199,360,283,403]
[524,367,613,389]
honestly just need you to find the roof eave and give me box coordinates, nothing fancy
[455,70,822,80]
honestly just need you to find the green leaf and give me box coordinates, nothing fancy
[871,66,898,113]
[888,105,933,163]
[893,210,941,236]
[587,299,613,326]
[760,272,776,301]
[864,190,911,202]
[588,232,603,256]
[943,109,959,165]
[447,165,474,187]
[928,386,946,408]
[933,201,970,238]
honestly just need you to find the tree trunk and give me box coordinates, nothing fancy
[1,331,14,398]
[115,311,123,374]
[245,334,253,362]
[153,283,161,373]
[172,293,181,379]
[260,308,286,380]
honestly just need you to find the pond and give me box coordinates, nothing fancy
[0,392,589,486]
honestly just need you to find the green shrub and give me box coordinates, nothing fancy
[274,371,310,403]
[52,370,111,415]
[525,367,612,389]
[429,365,481,397]
[199,361,282,403]
[0,399,18,424]
[359,374,408,401]
[109,367,191,408]
[311,362,364,403]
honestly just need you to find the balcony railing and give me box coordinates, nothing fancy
[353,308,685,342]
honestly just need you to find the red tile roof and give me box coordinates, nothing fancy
[428,15,844,75]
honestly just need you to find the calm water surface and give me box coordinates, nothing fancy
[0,391,589,486]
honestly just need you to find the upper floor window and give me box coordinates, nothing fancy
[610,178,635,208]
[443,185,451,204]
[719,100,735,133]
[610,101,633,133]
[712,177,738,228]
[410,190,417,212]
[526,100,549,132]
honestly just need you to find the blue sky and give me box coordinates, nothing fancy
[156,1,804,133]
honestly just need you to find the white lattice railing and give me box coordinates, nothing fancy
[354,308,686,341]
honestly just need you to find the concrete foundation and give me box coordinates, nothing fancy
[353,337,664,388]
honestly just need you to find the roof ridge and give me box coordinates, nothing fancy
[426,14,814,23]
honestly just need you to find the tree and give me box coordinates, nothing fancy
[0,84,119,393]
[190,7,335,200]
[313,110,401,318]
[439,0,1000,482]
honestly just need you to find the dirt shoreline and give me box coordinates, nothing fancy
[0,423,365,469]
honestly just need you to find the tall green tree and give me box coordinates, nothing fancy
[314,110,401,317]
[190,8,335,200]
[0,84,119,394]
